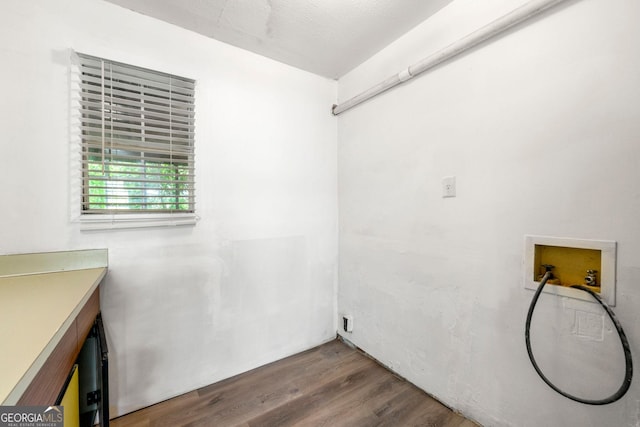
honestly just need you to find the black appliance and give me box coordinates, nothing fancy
[76,313,109,427]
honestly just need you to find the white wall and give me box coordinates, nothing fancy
[4,0,639,424]
[337,0,640,426]
[0,0,337,417]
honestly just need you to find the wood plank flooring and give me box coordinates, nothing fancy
[110,339,478,427]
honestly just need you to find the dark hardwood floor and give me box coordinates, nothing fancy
[110,339,478,427]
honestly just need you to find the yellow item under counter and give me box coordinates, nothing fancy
[59,365,80,427]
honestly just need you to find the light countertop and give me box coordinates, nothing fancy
[0,267,107,405]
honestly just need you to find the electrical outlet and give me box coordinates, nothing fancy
[442,176,456,198]
[342,315,353,333]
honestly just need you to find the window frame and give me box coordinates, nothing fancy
[70,52,198,230]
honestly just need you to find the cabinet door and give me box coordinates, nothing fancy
[58,364,80,427]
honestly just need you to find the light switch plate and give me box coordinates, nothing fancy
[442,176,456,198]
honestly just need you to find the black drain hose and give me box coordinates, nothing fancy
[525,272,633,404]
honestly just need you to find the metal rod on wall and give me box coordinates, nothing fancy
[332,0,569,116]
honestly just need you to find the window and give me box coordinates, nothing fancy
[72,52,196,227]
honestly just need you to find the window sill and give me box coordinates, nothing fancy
[78,213,198,231]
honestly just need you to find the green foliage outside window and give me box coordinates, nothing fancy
[85,156,192,212]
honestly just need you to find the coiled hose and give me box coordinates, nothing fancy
[525,272,633,404]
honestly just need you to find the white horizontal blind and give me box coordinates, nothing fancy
[74,53,196,214]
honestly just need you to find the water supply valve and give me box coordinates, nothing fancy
[538,264,560,285]
[585,270,598,287]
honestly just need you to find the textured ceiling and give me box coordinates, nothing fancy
[103,0,454,79]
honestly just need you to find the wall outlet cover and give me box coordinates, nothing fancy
[342,315,354,333]
[442,176,456,198]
